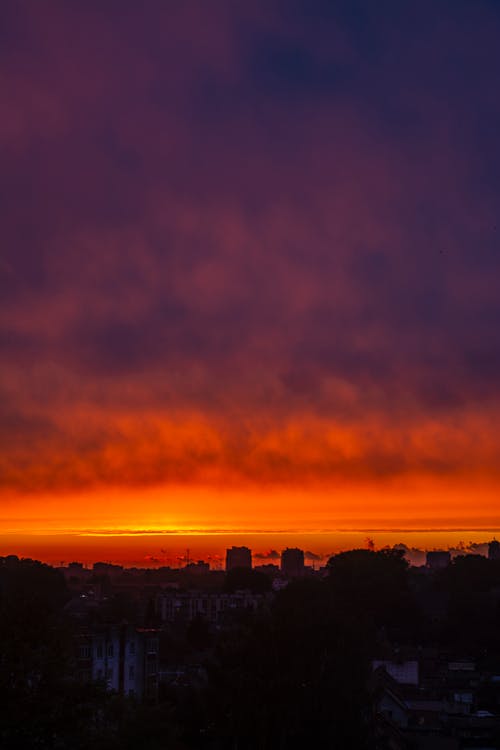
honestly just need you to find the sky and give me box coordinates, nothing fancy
[2,1,500,565]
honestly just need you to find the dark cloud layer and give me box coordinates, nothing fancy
[1,1,500,498]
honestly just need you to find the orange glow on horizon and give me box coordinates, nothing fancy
[3,472,500,566]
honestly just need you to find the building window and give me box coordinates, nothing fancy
[96,643,103,659]
[129,641,135,655]
[106,668,113,681]
[97,669,103,680]
[78,645,90,658]
[107,644,114,658]
[129,665,135,680]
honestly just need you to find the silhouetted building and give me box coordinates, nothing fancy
[92,562,124,580]
[488,540,500,561]
[281,547,305,578]
[372,659,419,686]
[225,546,252,570]
[426,550,451,570]
[61,561,91,582]
[254,563,280,578]
[185,560,210,574]
[157,590,265,624]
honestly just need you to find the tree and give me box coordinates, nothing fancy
[208,578,372,749]
[326,548,415,637]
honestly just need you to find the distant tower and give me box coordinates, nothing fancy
[281,548,305,579]
[488,540,500,561]
[426,550,451,570]
[225,546,252,571]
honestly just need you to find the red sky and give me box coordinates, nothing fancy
[2,1,500,564]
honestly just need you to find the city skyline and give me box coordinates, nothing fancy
[4,533,500,571]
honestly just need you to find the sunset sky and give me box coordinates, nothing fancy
[2,1,500,565]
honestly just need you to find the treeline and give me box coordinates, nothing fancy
[2,550,500,748]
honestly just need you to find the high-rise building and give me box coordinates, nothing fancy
[281,547,305,578]
[225,546,252,570]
